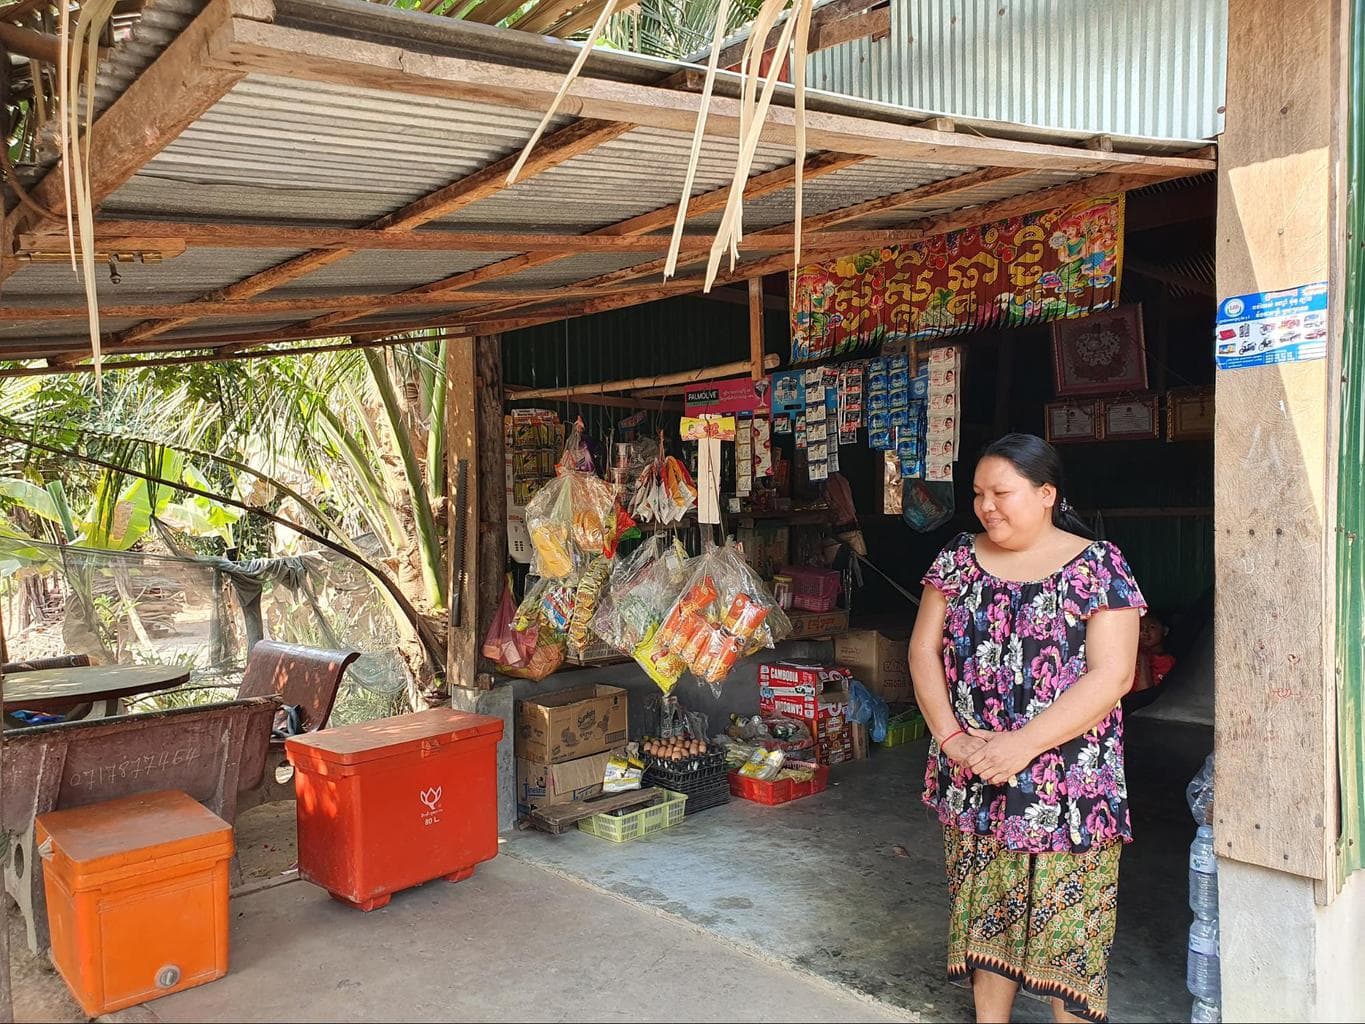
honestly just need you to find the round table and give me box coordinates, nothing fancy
[1,664,191,720]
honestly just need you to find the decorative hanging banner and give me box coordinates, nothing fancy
[789,194,1126,363]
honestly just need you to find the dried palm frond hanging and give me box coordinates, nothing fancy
[506,0,622,185]
[59,0,120,383]
[694,0,811,289]
[513,0,813,282]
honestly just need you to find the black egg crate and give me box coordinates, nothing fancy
[643,760,731,813]
[641,748,727,783]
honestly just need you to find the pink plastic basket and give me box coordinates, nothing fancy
[781,566,841,612]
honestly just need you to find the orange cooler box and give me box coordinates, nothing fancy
[286,708,504,911]
[35,790,233,1018]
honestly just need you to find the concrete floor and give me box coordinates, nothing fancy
[110,854,907,1024]
[503,716,1210,1024]
[15,714,1207,1023]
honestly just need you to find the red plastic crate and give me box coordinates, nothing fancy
[780,566,841,612]
[728,762,830,805]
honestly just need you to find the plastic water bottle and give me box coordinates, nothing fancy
[1187,918,1221,1002]
[1191,997,1221,1023]
[1189,825,1218,920]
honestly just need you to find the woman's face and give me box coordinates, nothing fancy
[973,456,1055,548]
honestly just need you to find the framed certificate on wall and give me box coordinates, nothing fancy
[1052,305,1148,396]
[1100,395,1160,440]
[1044,400,1103,443]
[1167,386,1215,440]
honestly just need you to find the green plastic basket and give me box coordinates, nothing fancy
[577,789,688,843]
[879,712,927,748]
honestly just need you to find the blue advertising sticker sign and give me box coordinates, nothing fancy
[1215,282,1328,370]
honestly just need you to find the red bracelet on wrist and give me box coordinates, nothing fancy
[941,728,966,748]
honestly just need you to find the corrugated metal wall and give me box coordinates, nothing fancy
[503,294,789,440]
[809,0,1227,141]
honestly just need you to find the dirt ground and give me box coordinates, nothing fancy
[5,801,300,1022]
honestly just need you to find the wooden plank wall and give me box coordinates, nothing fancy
[1213,0,1346,882]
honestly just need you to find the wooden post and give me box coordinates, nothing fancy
[445,333,508,691]
[474,334,508,681]
[444,338,479,689]
[1213,0,1344,885]
[749,276,767,379]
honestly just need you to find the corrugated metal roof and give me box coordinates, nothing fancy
[140,75,575,207]
[807,0,1227,141]
[438,128,795,233]
[0,0,1214,362]
[266,250,519,296]
[3,248,305,302]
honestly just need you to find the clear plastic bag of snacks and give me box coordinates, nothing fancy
[525,467,618,578]
[654,543,791,685]
[568,556,612,653]
[591,536,691,653]
[558,417,596,474]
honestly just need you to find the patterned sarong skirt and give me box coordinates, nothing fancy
[943,827,1121,1023]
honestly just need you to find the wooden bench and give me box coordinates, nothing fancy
[1,696,279,954]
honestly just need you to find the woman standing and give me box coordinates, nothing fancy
[910,434,1145,1024]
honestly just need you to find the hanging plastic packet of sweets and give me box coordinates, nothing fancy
[697,629,743,684]
[721,593,770,642]
[677,616,717,668]
[634,625,686,693]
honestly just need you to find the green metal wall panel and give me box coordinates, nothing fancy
[1337,1,1365,879]
[502,295,789,442]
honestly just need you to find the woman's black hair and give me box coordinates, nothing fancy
[978,432,1094,539]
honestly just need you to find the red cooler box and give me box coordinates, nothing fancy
[286,709,504,911]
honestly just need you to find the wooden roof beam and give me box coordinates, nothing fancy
[18,223,801,254]
[113,116,633,345]
[210,5,1215,178]
[284,150,868,337]
[0,0,245,282]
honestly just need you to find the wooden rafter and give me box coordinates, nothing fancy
[113,117,633,345]
[282,150,868,338]
[211,7,1213,177]
[0,0,244,282]
[18,222,860,255]
[460,165,1038,324]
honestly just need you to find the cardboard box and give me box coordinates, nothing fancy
[762,685,851,765]
[515,749,619,814]
[786,608,850,639]
[736,523,791,580]
[515,684,628,764]
[759,661,852,691]
[834,628,913,703]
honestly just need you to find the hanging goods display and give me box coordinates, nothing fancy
[591,536,694,691]
[789,194,1125,363]
[653,544,792,687]
[629,451,697,525]
[524,468,620,578]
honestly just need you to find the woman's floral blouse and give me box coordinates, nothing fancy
[921,532,1147,853]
